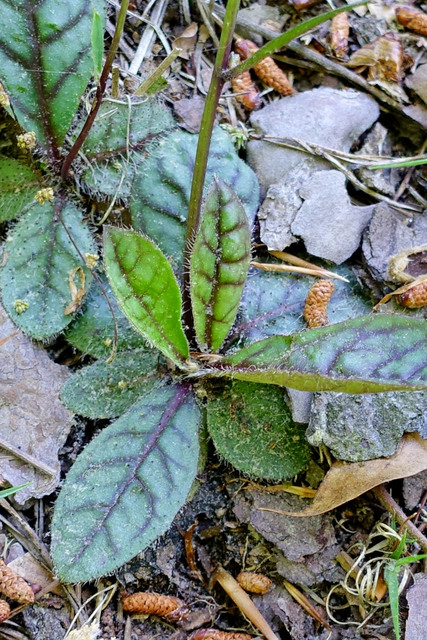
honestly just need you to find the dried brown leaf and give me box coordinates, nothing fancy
[259,433,427,518]
[0,304,72,504]
[347,32,404,83]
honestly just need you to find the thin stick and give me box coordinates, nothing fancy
[269,251,349,282]
[134,47,182,95]
[128,0,170,75]
[373,485,427,554]
[251,261,347,281]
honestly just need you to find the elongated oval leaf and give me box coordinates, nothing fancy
[190,179,251,352]
[103,226,189,367]
[51,383,200,582]
[0,156,41,222]
[207,381,310,480]
[130,127,259,266]
[0,201,95,339]
[65,276,147,358]
[61,349,159,418]
[0,0,104,155]
[206,315,427,393]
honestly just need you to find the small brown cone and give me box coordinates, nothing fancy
[236,571,272,595]
[189,630,253,640]
[398,281,427,308]
[235,39,294,96]
[0,599,10,622]
[303,280,335,328]
[0,559,34,605]
[122,592,189,622]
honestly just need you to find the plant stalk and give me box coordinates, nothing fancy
[183,0,241,340]
[61,0,130,180]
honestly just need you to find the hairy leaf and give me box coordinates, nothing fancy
[61,349,159,418]
[206,315,427,392]
[0,201,94,339]
[52,383,200,582]
[130,127,259,266]
[79,98,175,198]
[0,156,41,222]
[104,226,189,367]
[65,276,147,358]
[0,0,105,156]
[234,265,371,346]
[207,381,310,480]
[190,179,251,352]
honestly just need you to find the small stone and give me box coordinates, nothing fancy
[405,575,427,640]
[284,389,313,424]
[406,63,427,104]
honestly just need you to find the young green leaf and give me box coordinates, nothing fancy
[205,315,427,393]
[65,275,147,358]
[91,9,104,80]
[130,127,259,266]
[61,349,160,418]
[103,226,190,368]
[0,0,105,157]
[0,157,41,223]
[51,383,200,582]
[190,178,251,352]
[0,201,94,339]
[207,381,310,480]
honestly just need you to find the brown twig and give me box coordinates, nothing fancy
[372,485,427,553]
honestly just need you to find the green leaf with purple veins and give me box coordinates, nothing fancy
[190,178,251,352]
[205,315,427,393]
[51,383,200,582]
[0,0,105,159]
[103,226,189,368]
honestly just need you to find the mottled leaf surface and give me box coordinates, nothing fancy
[0,156,41,222]
[52,383,200,582]
[66,276,147,358]
[0,0,104,154]
[234,265,371,346]
[207,381,310,480]
[79,98,175,198]
[0,201,94,339]
[130,127,259,266]
[207,315,427,393]
[61,349,159,418]
[104,226,189,367]
[190,179,251,352]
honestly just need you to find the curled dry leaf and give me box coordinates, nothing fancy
[258,433,427,518]
[172,22,198,59]
[330,12,349,58]
[64,266,86,315]
[235,39,294,96]
[0,559,34,605]
[122,592,189,622]
[303,279,335,328]
[388,244,427,284]
[189,631,253,640]
[347,32,404,83]
[396,5,427,36]
[0,599,10,622]
[0,303,72,504]
[236,571,272,595]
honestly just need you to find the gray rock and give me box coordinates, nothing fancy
[355,122,396,196]
[403,469,427,510]
[248,87,379,192]
[307,391,427,461]
[406,64,427,105]
[362,203,427,282]
[291,170,374,263]
[284,387,313,424]
[237,4,287,45]
[405,575,427,640]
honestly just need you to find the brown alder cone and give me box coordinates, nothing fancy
[0,599,10,622]
[396,5,427,36]
[397,281,427,308]
[0,559,35,605]
[236,571,272,595]
[231,70,261,111]
[235,39,294,96]
[330,13,349,58]
[122,592,189,622]
[303,279,335,328]
[188,630,253,640]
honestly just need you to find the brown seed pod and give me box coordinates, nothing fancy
[122,592,189,622]
[397,280,427,308]
[396,5,427,36]
[0,559,35,605]
[330,12,349,58]
[347,32,404,83]
[0,599,10,622]
[188,630,253,640]
[303,280,335,328]
[231,69,261,111]
[235,40,294,96]
[236,572,272,595]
